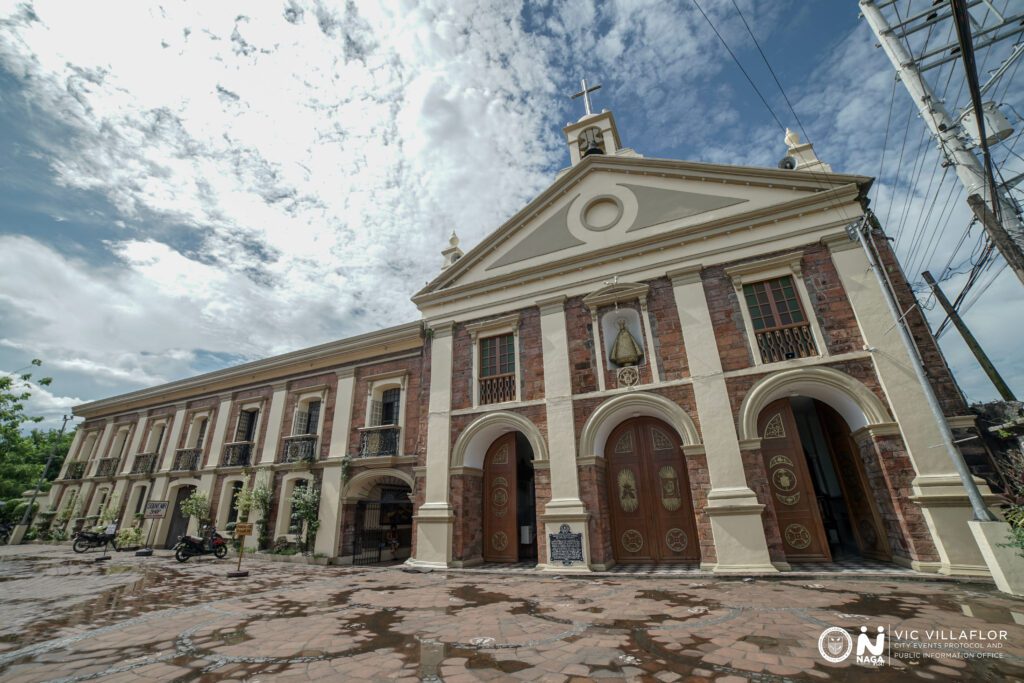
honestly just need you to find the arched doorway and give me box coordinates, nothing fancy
[758,397,891,563]
[482,432,537,563]
[605,417,700,564]
[342,470,414,565]
[164,485,195,548]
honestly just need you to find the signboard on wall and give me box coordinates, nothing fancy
[143,501,169,519]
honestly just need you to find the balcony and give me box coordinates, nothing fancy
[755,323,818,364]
[131,452,158,475]
[64,461,86,480]
[95,457,120,478]
[281,434,318,463]
[358,425,401,458]
[222,441,254,467]
[479,373,515,405]
[173,448,202,471]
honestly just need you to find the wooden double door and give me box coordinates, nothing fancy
[605,417,700,564]
[482,433,527,562]
[758,398,890,563]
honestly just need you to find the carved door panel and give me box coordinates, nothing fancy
[759,399,831,562]
[816,403,892,561]
[606,418,699,564]
[483,433,517,562]
[643,422,700,562]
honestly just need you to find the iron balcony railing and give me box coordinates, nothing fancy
[131,452,158,475]
[358,426,401,458]
[222,441,254,467]
[64,461,86,480]
[173,448,202,471]
[95,457,120,478]
[755,323,818,364]
[281,434,318,463]
[479,373,515,405]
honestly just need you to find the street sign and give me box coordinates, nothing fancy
[228,521,253,578]
[104,524,117,535]
[143,501,168,519]
[234,522,253,536]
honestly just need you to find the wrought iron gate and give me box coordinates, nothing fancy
[352,492,413,565]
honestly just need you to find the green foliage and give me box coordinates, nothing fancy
[289,484,321,554]
[995,447,1024,557]
[47,526,68,542]
[252,477,273,549]
[97,493,121,526]
[0,360,73,520]
[179,491,210,523]
[115,526,143,546]
[234,484,254,521]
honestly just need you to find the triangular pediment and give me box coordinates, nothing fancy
[415,156,869,303]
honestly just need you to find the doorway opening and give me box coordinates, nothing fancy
[482,432,537,563]
[759,397,891,563]
[353,479,413,565]
[164,485,195,548]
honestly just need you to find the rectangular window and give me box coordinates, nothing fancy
[478,333,516,405]
[194,418,208,448]
[380,389,399,426]
[152,425,165,453]
[742,275,806,331]
[235,410,258,442]
[480,333,515,377]
[742,275,817,363]
[288,480,308,534]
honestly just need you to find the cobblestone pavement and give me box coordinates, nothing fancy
[1,546,1023,682]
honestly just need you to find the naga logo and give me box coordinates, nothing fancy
[817,626,886,665]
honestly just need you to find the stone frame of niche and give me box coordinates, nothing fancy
[723,251,828,367]
[582,282,662,391]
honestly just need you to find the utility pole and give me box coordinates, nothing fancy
[922,270,1017,400]
[860,0,1024,286]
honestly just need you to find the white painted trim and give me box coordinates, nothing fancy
[341,468,415,501]
[577,391,701,459]
[450,411,549,469]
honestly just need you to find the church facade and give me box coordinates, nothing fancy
[42,107,1001,576]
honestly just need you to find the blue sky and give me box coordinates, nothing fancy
[1,0,1021,428]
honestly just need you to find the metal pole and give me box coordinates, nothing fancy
[860,0,1024,286]
[922,270,1017,400]
[18,415,73,530]
[855,218,996,521]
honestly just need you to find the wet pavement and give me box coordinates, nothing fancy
[1,545,1023,682]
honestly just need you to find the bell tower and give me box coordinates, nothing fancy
[563,77,623,167]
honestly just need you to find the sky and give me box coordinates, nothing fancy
[0,0,1022,430]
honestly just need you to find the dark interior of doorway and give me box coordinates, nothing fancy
[515,432,538,562]
[789,397,862,561]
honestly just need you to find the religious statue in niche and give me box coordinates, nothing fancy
[609,318,644,367]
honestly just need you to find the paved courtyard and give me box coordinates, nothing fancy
[1,545,1023,682]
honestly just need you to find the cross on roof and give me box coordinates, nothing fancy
[570,77,601,117]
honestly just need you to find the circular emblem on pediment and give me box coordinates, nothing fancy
[581,195,624,232]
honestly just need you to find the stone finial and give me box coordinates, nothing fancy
[441,231,464,270]
[784,128,800,148]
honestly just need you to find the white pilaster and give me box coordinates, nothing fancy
[122,415,149,475]
[207,395,234,468]
[411,321,455,568]
[537,296,591,572]
[258,385,287,465]
[669,266,776,573]
[328,368,356,458]
[826,235,996,575]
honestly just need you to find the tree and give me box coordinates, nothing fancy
[290,484,321,554]
[179,491,210,526]
[0,361,73,524]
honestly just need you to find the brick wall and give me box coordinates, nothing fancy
[685,450,716,564]
[578,460,612,566]
[647,276,689,380]
[741,447,787,563]
[346,356,426,457]
[870,228,968,416]
[702,265,756,371]
[566,296,599,395]
[802,245,864,356]
[279,373,338,461]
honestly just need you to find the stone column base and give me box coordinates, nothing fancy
[538,499,592,572]
[409,503,454,568]
[705,487,778,574]
[9,524,28,545]
[912,474,1001,577]
[968,521,1024,596]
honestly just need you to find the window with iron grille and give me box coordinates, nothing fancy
[742,275,818,363]
[293,399,321,435]
[480,333,515,377]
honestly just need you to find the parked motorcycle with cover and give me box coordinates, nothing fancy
[72,529,120,553]
[173,526,228,562]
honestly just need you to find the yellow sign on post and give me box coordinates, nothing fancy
[228,523,253,577]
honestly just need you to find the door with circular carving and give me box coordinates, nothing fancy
[483,433,517,562]
[605,417,699,564]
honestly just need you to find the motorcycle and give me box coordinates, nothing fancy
[174,526,228,562]
[72,529,120,553]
